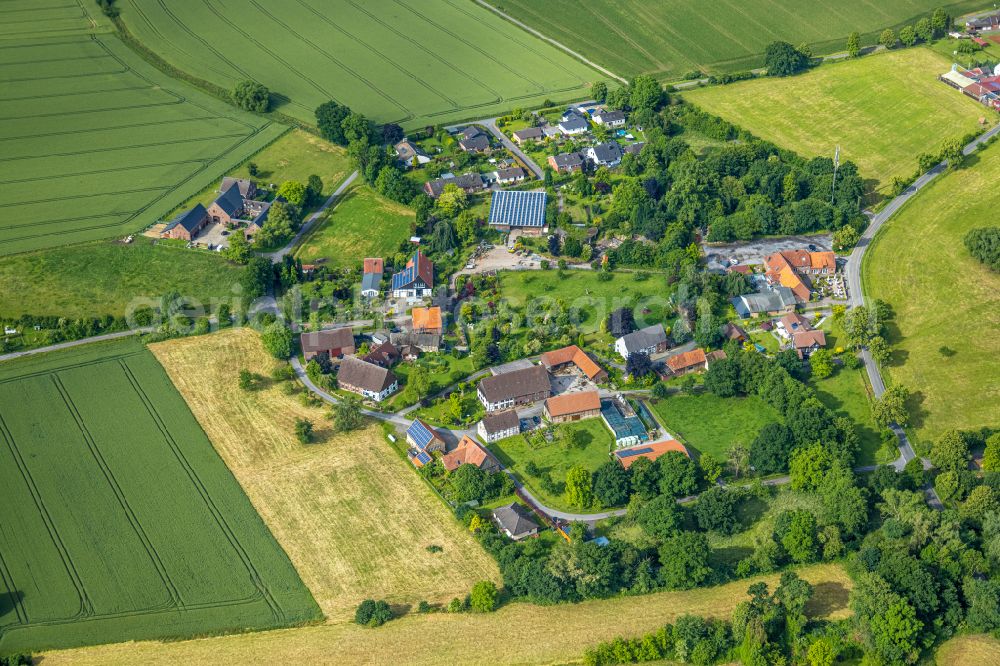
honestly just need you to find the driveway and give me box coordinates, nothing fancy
[267,170,359,263]
[703,234,832,271]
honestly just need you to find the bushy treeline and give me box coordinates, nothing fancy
[964,226,1000,271]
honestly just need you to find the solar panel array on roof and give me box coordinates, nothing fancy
[617,446,654,458]
[392,264,416,290]
[415,451,432,465]
[488,190,547,228]
[407,419,436,450]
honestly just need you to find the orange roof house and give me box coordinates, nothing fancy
[363,257,384,274]
[763,249,836,303]
[411,306,443,335]
[442,435,500,472]
[666,348,708,375]
[539,345,608,382]
[614,439,689,469]
[543,390,602,423]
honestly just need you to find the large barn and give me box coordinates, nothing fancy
[487,190,547,235]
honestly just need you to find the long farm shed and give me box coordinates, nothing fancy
[0,339,320,653]
[118,0,606,129]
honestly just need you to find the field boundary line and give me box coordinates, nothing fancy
[51,373,183,611]
[119,358,285,621]
[0,411,93,620]
[472,0,626,84]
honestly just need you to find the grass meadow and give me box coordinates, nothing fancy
[649,392,781,462]
[42,562,851,665]
[862,142,1000,451]
[0,33,283,255]
[293,185,414,268]
[935,634,1000,664]
[0,237,244,319]
[0,338,319,654]
[485,0,983,80]
[684,48,987,191]
[149,328,500,620]
[118,0,604,129]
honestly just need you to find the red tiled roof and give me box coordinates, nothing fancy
[544,390,601,418]
[412,306,442,332]
[667,348,707,372]
[539,345,605,380]
[364,258,384,274]
[615,439,689,469]
[442,435,495,471]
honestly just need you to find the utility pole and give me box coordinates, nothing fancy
[831,145,841,205]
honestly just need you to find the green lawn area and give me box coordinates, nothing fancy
[172,129,352,216]
[499,269,670,333]
[862,140,1000,451]
[294,186,414,268]
[490,418,616,512]
[0,238,244,319]
[411,390,484,429]
[685,48,989,192]
[388,353,478,410]
[649,392,781,462]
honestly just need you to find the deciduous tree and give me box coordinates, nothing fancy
[231,80,269,112]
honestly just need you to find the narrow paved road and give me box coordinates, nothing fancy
[267,170,358,263]
[481,117,545,179]
[0,327,154,363]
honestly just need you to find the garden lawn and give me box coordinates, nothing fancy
[649,392,781,461]
[0,33,283,255]
[149,329,499,620]
[293,186,414,269]
[389,352,478,409]
[0,238,244,319]
[499,269,669,333]
[0,338,318,654]
[685,48,988,191]
[42,562,852,666]
[118,0,605,129]
[490,418,616,512]
[862,141,1000,450]
[485,0,982,80]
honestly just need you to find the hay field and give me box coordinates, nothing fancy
[935,634,1000,664]
[685,48,987,191]
[0,339,319,654]
[43,562,851,665]
[862,142,1000,449]
[0,33,284,254]
[149,328,499,620]
[118,0,604,129]
[486,0,983,80]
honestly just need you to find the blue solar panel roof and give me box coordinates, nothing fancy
[488,190,547,228]
[407,419,436,450]
[617,446,654,458]
[416,451,432,464]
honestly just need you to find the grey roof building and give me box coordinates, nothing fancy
[162,203,208,236]
[615,323,668,359]
[220,177,256,199]
[586,141,623,167]
[492,503,540,540]
[732,287,797,317]
[477,364,551,411]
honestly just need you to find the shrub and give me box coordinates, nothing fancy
[354,599,393,627]
[231,80,270,113]
[469,580,499,612]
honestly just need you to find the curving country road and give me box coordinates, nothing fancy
[266,170,359,264]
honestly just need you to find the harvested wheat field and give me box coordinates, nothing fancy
[148,328,499,621]
[44,563,851,665]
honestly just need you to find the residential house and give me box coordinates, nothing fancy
[539,345,608,382]
[776,313,812,340]
[487,190,547,234]
[494,166,526,185]
[442,435,500,472]
[492,503,539,541]
[763,249,836,303]
[411,306,443,336]
[665,349,708,376]
[361,257,383,299]
[161,204,210,241]
[390,331,441,353]
[477,364,551,412]
[623,142,645,155]
[558,109,589,135]
[477,410,521,443]
[731,287,797,318]
[394,139,431,167]
[585,141,623,168]
[406,418,446,467]
[363,341,400,367]
[424,172,485,198]
[301,327,355,361]
[512,127,543,144]
[544,390,602,424]
[614,323,668,360]
[206,183,247,226]
[592,109,626,128]
[777,313,826,359]
[458,126,491,153]
[219,177,257,199]
[547,152,584,173]
[614,439,689,469]
[723,322,748,343]
[336,356,398,402]
[391,250,434,299]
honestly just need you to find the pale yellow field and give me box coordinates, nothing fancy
[148,328,499,621]
[685,48,988,191]
[45,563,850,665]
[935,634,1000,664]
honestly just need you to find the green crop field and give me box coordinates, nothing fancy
[0,339,319,653]
[0,0,111,40]
[0,31,284,255]
[117,0,605,129]
[485,0,984,80]
[685,48,988,191]
[294,185,414,268]
[862,142,1000,450]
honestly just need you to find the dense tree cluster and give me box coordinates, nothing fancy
[231,80,270,113]
[763,41,812,76]
[964,226,1000,271]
